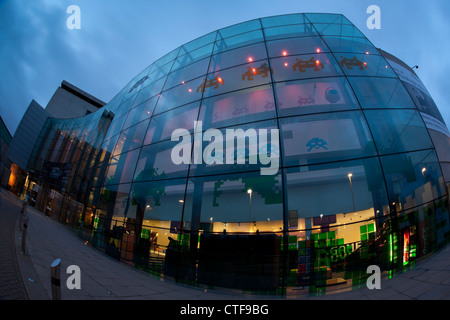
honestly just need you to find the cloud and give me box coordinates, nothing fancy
[0,1,74,134]
[1,0,449,135]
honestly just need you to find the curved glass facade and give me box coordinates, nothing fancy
[27,13,450,296]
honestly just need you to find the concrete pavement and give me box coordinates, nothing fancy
[2,188,450,300]
[0,190,28,300]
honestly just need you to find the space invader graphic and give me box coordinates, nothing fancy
[242,63,273,81]
[292,57,324,72]
[306,138,328,152]
[196,75,224,93]
[340,56,367,70]
[298,95,315,106]
[232,104,249,116]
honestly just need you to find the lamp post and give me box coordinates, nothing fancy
[247,189,253,226]
[348,173,355,212]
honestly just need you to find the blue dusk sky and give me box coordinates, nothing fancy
[1,0,449,135]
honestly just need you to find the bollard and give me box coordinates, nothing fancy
[21,216,29,254]
[51,258,62,300]
[20,201,27,231]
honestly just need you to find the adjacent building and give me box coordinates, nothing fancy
[0,116,12,189]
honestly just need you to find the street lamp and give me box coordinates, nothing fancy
[348,173,355,212]
[247,189,253,224]
[421,167,427,177]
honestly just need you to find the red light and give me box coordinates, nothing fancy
[316,48,321,53]
[282,51,287,56]
[252,68,256,72]
[181,81,185,84]
[284,62,288,67]
[248,57,253,62]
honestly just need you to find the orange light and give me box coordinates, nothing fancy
[188,88,192,92]
[316,48,321,53]
[252,68,256,72]
[248,57,253,62]
[365,51,370,55]
[218,77,222,82]
[181,81,185,84]
[282,50,287,56]
[316,60,320,64]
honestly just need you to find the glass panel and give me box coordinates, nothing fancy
[348,77,414,109]
[202,60,272,98]
[123,97,157,130]
[134,140,190,182]
[187,119,280,177]
[164,57,210,91]
[99,183,131,219]
[281,111,377,167]
[183,171,284,234]
[218,19,261,39]
[266,36,329,58]
[401,81,447,124]
[105,149,140,185]
[285,158,388,219]
[275,77,359,117]
[214,30,264,54]
[126,69,152,99]
[305,13,351,25]
[198,85,276,128]
[323,36,378,55]
[149,48,179,73]
[271,52,343,82]
[147,62,173,84]
[113,120,148,156]
[144,101,200,145]
[172,44,214,70]
[209,43,267,73]
[261,14,305,28]
[313,24,364,37]
[137,67,161,89]
[133,77,166,107]
[263,24,318,40]
[104,113,127,141]
[116,96,135,118]
[154,78,203,115]
[127,178,187,266]
[178,31,216,54]
[380,149,446,211]
[364,109,433,154]
[337,53,396,77]
[182,171,284,290]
